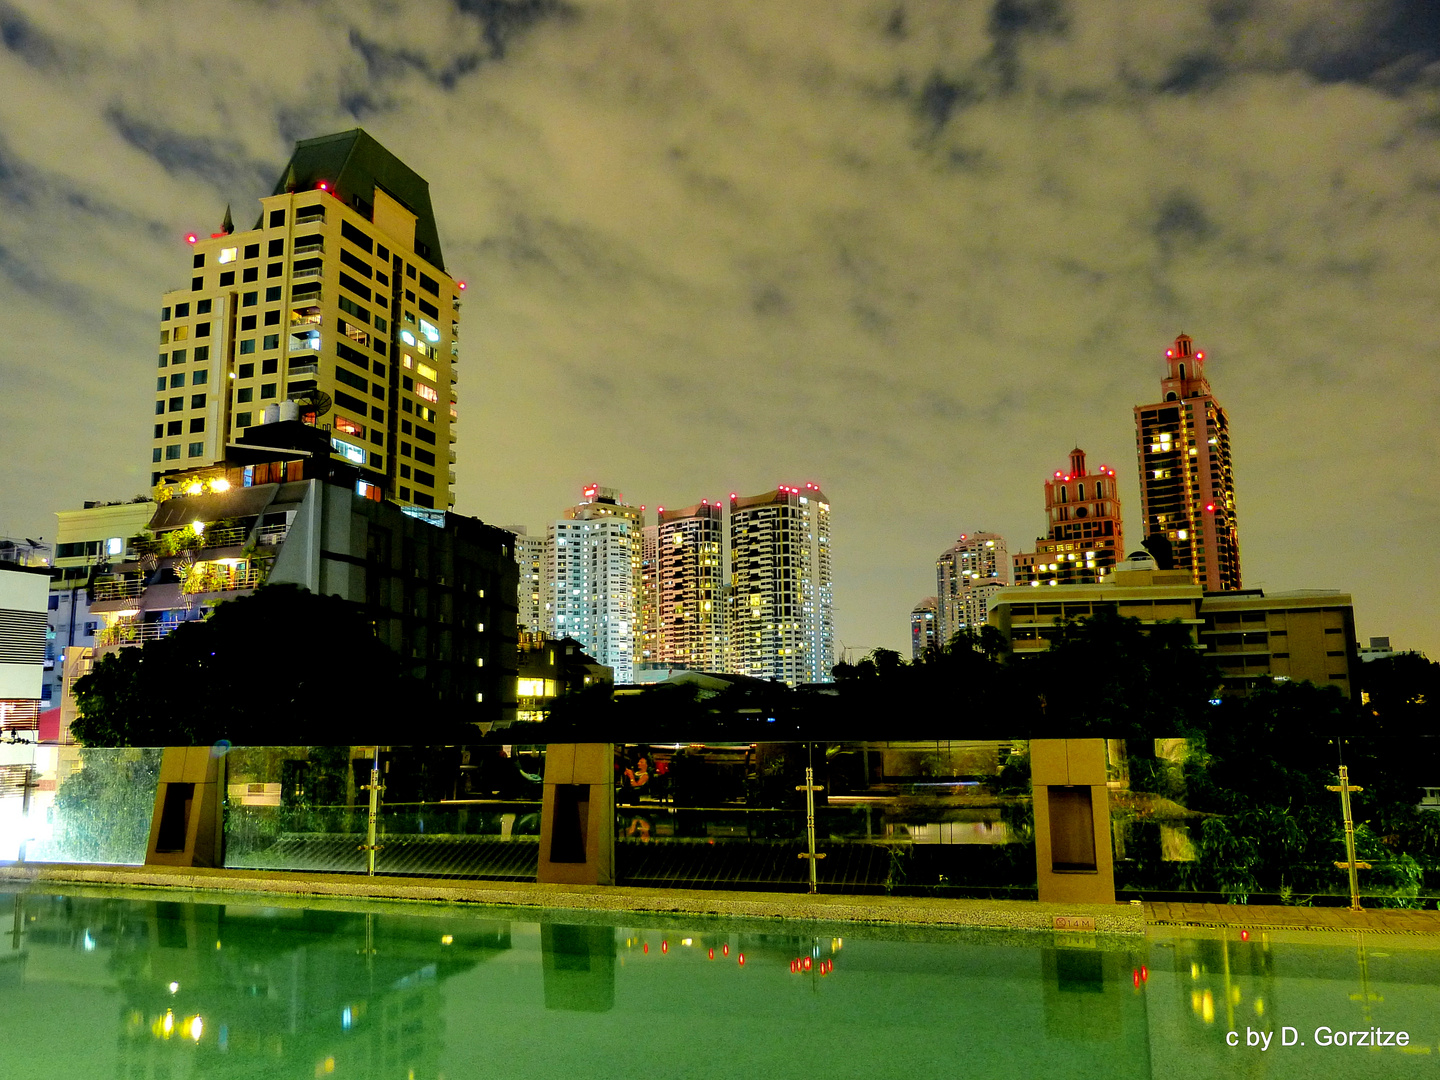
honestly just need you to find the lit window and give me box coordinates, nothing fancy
[334,415,364,437]
[400,330,416,346]
[416,384,439,404]
[331,437,365,464]
[217,247,237,264]
[416,362,437,381]
[420,319,440,343]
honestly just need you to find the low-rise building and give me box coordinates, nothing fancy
[987,552,1358,697]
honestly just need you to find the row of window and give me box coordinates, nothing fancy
[155,395,207,414]
[154,419,205,437]
[159,346,209,368]
[157,369,209,389]
[152,442,207,462]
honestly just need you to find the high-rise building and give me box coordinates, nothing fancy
[545,514,635,684]
[639,524,660,664]
[728,485,833,685]
[1134,333,1241,592]
[655,501,724,672]
[502,526,546,634]
[1012,448,1124,587]
[910,597,940,660]
[935,532,1009,644]
[151,130,460,512]
[565,486,647,667]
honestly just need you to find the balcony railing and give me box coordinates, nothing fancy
[292,266,323,281]
[182,566,262,595]
[93,578,144,601]
[256,525,289,548]
[293,242,324,256]
[296,208,326,225]
[96,621,178,648]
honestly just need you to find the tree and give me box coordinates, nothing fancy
[71,584,436,747]
[1031,609,1221,740]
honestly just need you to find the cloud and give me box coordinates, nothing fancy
[0,0,1437,660]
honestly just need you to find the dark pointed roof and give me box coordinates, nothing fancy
[271,129,445,271]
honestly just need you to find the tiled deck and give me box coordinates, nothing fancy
[1145,900,1440,935]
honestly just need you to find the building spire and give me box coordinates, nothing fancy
[219,204,233,235]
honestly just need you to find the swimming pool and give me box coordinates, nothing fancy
[2,889,1437,1079]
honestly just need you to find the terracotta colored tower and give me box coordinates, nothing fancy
[1133,334,1241,592]
[1012,447,1124,586]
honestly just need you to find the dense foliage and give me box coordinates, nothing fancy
[71,585,437,747]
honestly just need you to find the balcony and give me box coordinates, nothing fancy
[448,449,456,464]
[292,265,323,281]
[448,470,457,486]
[293,242,324,256]
[256,525,289,548]
[290,331,321,353]
[95,621,178,648]
[182,564,262,595]
[93,578,144,601]
[296,208,326,225]
[287,361,319,377]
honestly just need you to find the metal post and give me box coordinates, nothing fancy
[1339,766,1361,912]
[17,765,32,865]
[795,746,826,894]
[359,749,384,876]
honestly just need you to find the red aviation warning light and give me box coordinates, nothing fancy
[316,181,330,192]
[457,281,467,291]
[185,233,198,245]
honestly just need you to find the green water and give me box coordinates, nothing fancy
[1,890,1437,1079]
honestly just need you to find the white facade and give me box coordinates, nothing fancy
[503,526,546,634]
[936,532,1010,644]
[545,518,635,683]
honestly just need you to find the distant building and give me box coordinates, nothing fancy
[86,418,517,728]
[514,631,613,724]
[44,501,156,710]
[656,501,725,673]
[0,561,49,739]
[1134,333,1241,591]
[639,524,660,664]
[563,485,647,671]
[150,129,461,512]
[987,552,1357,697]
[910,597,940,660]
[1012,448,1124,587]
[936,532,1009,645]
[502,526,545,634]
[728,485,833,685]
[1357,637,1425,663]
[543,486,639,683]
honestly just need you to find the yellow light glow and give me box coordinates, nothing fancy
[211,478,230,492]
[163,1011,175,1036]
[441,934,454,945]
[189,1015,203,1041]
[192,520,205,534]
[186,483,203,495]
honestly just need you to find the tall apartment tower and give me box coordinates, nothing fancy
[655,501,725,671]
[564,485,647,667]
[639,523,660,664]
[1134,334,1241,592]
[152,130,460,512]
[544,515,634,684]
[910,596,940,660]
[1012,448,1124,586]
[502,526,546,633]
[935,532,1009,644]
[728,485,834,685]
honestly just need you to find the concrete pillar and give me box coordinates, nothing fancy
[537,743,615,886]
[145,747,225,868]
[1031,738,1114,904]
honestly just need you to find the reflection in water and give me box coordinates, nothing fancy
[4,891,1440,1080]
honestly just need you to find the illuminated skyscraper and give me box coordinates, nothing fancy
[655,501,724,671]
[502,526,546,633]
[564,485,647,667]
[545,517,634,684]
[935,532,1009,644]
[1134,334,1241,592]
[728,485,833,685]
[1012,448,1124,586]
[910,597,940,659]
[151,129,460,512]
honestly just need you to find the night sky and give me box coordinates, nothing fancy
[1,1,1436,660]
